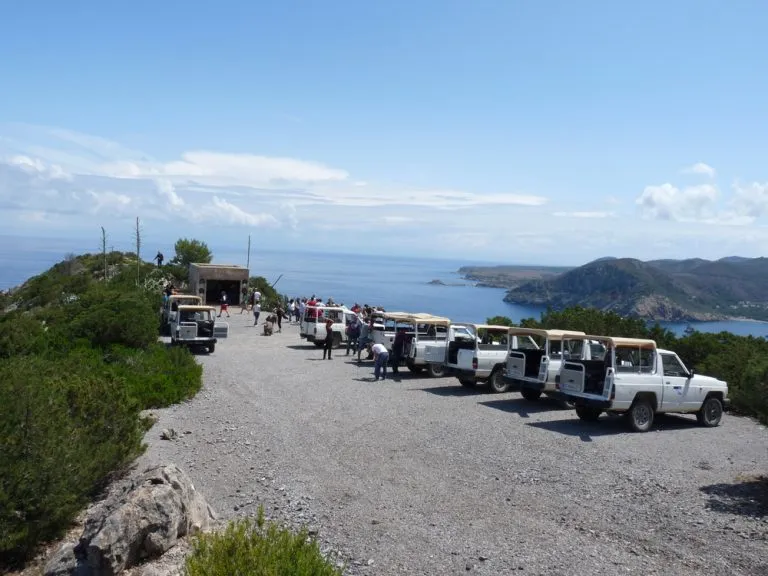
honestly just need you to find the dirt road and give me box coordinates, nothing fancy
[139,319,767,575]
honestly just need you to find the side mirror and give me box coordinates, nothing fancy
[688,368,695,379]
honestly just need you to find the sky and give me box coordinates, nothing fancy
[0,0,767,266]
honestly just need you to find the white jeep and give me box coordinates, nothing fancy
[401,314,451,378]
[304,306,357,348]
[559,335,730,432]
[161,294,203,335]
[170,305,228,353]
[504,328,600,406]
[425,324,538,392]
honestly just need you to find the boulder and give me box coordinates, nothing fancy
[44,464,215,576]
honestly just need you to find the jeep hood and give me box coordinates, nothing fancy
[691,374,727,387]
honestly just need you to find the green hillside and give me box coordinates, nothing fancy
[501,256,768,321]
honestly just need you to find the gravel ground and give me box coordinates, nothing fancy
[138,317,768,576]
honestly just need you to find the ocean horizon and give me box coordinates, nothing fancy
[3,235,768,338]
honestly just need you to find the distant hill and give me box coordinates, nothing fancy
[458,265,572,289]
[501,256,768,321]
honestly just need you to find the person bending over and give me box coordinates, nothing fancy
[371,342,389,381]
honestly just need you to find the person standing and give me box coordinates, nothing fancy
[371,342,389,381]
[253,301,261,325]
[390,329,407,374]
[218,290,230,318]
[346,316,361,356]
[322,318,335,360]
[154,251,164,267]
[275,303,284,333]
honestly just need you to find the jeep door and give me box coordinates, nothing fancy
[659,352,690,410]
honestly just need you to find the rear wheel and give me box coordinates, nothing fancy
[520,386,542,402]
[627,397,655,432]
[459,378,476,388]
[488,369,510,393]
[697,396,723,427]
[428,363,445,378]
[208,343,215,354]
[575,406,602,421]
[314,341,324,348]
[332,333,342,349]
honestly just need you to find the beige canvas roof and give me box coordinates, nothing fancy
[453,323,511,331]
[507,327,586,339]
[382,311,451,325]
[177,305,216,312]
[574,335,657,349]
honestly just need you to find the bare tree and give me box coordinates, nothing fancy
[101,226,108,281]
[134,217,142,286]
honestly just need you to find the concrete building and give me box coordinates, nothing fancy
[188,263,249,306]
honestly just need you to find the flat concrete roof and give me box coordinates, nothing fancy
[189,263,249,280]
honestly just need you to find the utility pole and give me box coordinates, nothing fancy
[135,217,141,286]
[101,226,108,281]
[246,234,251,270]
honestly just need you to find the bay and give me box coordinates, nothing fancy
[1,236,767,338]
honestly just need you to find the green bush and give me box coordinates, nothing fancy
[0,313,51,358]
[185,507,342,576]
[103,344,203,408]
[0,355,143,565]
[64,286,160,350]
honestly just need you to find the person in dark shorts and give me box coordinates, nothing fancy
[322,318,335,360]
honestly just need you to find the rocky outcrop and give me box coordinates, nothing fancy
[43,464,215,576]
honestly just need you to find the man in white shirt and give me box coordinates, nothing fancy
[371,342,389,381]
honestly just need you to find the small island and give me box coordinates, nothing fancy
[427,279,467,287]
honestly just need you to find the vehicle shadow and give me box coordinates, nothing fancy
[700,475,768,517]
[525,413,702,442]
[286,344,319,350]
[411,385,480,397]
[479,397,568,418]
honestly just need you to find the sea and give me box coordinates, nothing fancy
[2,236,768,339]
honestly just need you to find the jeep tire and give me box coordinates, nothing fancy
[697,396,723,427]
[428,363,445,378]
[488,369,510,393]
[575,406,602,421]
[627,397,655,432]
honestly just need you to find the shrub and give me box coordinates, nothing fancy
[103,344,203,409]
[185,507,342,576]
[64,286,160,350]
[0,313,51,358]
[0,355,143,565]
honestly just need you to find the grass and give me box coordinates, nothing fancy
[185,507,343,576]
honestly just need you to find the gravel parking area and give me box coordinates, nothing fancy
[140,319,767,576]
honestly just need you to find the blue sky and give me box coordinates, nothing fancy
[0,1,767,265]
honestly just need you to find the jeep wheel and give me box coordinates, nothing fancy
[520,387,542,402]
[332,333,342,349]
[697,396,723,427]
[488,369,510,393]
[575,406,602,421]
[208,343,215,354]
[427,363,445,378]
[314,341,324,348]
[459,378,476,388]
[627,398,654,432]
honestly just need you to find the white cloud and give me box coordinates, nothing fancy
[209,197,280,227]
[101,151,349,185]
[682,162,716,178]
[731,181,768,220]
[636,183,719,221]
[552,211,614,219]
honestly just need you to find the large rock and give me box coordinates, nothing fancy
[44,464,215,576]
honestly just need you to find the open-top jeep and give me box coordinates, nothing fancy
[559,335,729,432]
[161,294,203,335]
[504,328,603,406]
[170,305,228,353]
[425,324,537,392]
